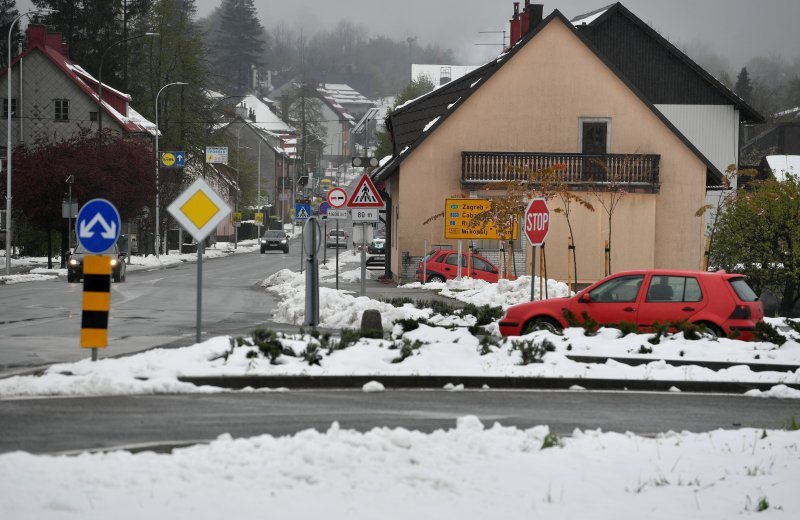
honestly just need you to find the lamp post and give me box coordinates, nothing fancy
[97,32,158,145]
[5,8,56,276]
[154,81,187,257]
[257,137,263,237]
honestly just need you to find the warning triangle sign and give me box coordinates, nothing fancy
[347,174,384,208]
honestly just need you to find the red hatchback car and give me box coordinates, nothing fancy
[417,250,507,283]
[499,269,764,340]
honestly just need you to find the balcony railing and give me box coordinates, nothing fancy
[461,152,660,192]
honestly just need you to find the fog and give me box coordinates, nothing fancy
[14,0,800,71]
[190,0,799,69]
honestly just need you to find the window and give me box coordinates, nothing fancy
[3,98,17,118]
[589,275,644,303]
[89,111,98,122]
[729,278,759,302]
[471,257,494,272]
[54,99,69,121]
[445,254,466,267]
[645,276,703,303]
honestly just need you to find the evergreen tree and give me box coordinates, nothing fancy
[212,0,266,93]
[735,67,754,103]
[31,1,153,92]
[0,0,20,69]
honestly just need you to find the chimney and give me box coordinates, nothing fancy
[521,0,531,34]
[526,4,544,32]
[25,25,47,50]
[509,2,521,47]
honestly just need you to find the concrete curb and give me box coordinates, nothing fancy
[564,355,800,373]
[179,375,800,394]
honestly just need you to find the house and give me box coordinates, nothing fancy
[220,95,299,227]
[1,24,154,151]
[373,2,762,283]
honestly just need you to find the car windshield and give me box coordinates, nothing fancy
[264,231,285,239]
[74,244,118,255]
[330,230,345,237]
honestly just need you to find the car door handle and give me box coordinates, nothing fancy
[623,307,635,312]
[682,306,695,312]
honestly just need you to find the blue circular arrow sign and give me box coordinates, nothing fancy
[319,201,330,215]
[76,199,121,253]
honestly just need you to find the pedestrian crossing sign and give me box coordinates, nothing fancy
[347,174,384,208]
[295,203,311,221]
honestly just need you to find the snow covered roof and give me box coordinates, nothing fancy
[570,5,612,26]
[765,155,800,182]
[237,95,295,133]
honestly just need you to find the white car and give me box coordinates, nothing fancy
[326,229,347,248]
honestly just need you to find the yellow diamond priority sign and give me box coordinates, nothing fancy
[167,177,231,242]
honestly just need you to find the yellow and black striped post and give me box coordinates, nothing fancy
[80,255,111,360]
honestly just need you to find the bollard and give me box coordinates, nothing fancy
[360,309,383,337]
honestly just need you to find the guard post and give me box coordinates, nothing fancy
[81,255,111,361]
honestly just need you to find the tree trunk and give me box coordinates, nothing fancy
[780,280,799,317]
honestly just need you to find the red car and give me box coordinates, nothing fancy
[417,249,508,283]
[499,269,764,340]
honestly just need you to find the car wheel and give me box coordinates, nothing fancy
[522,317,563,334]
[113,272,121,283]
[696,321,723,338]
[283,248,289,254]
[428,274,446,283]
[67,274,77,283]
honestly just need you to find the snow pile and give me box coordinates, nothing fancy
[0,273,58,284]
[0,418,797,518]
[403,275,572,309]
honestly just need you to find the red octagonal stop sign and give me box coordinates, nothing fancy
[524,198,550,246]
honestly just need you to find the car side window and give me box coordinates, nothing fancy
[471,257,492,272]
[445,254,466,267]
[432,252,447,264]
[645,276,702,302]
[589,275,644,303]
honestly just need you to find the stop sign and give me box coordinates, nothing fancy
[524,198,550,246]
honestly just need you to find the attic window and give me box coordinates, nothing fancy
[54,99,70,122]
[3,98,17,118]
[89,111,98,122]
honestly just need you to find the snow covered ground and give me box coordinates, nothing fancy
[1,418,798,518]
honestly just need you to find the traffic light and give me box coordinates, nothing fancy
[352,156,379,168]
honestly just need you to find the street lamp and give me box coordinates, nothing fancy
[97,32,158,145]
[5,8,56,275]
[154,81,188,257]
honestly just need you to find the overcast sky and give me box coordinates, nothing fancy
[17,0,800,70]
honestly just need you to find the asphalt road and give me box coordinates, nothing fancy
[0,245,296,373]
[1,390,798,454]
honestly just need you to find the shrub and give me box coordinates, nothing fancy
[669,320,706,341]
[251,328,286,364]
[302,344,323,366]
[785,416,800,431]
[638,345,653,354]
[392,339,423,363]
[562,309,580,327]
[648,321,670,345]
[611,321,639,337]
[513,338,555,365]
[541,432,562,449]
[382,297,414,307]
[478,335,500,355]
[753,321,787,345]
[786,319,800,335]
[393,317,428,333]
[425,299,457,316]
[461,303,504,326]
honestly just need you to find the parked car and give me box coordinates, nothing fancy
[261,229,289,254]
[499,269,764,340]
[67,244,126,283]
[326,229,348,249]
[416,249,507,283]
[367,237,385,255]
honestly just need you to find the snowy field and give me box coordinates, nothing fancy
[1,417,798,518]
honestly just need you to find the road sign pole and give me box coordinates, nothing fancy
[531,245,536,302]
[323,219,327,265]
[456,240,462,280]
[361,223,367,297]
[197,242,203,343]
[336,220,340,291]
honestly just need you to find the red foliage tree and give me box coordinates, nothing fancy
[6,130,156,228]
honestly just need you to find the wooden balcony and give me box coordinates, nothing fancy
[461,152,660,192]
